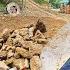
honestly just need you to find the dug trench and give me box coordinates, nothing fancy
[0,15,66,70]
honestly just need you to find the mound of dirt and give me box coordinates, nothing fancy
[0,19,48,70]
[0,15,66,38]
[0,15,66,70]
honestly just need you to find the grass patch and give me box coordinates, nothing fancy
[33,0,48,4]
[0,2,6,11]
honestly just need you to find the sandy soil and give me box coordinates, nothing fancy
[0,15,66,38]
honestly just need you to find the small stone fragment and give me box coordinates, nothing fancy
[16,47,29,58]
[0,51,7,60]
[28,25,34,38]
[23,41,33,49]
[23,34,29,40]
[0,43,2,49]
[0,61,9,70]
[0,67,5,70]
[12,30,19,36]
[36,39,47,44]
[13,35,25,47]
[30,56,41,70]
[24,59,29,68]
[5,57,14,65]
[19,28,28,37]
[13,52,20,59]
[6,37,13,46]
[13,58,25,70]
[33,30,45,39]
[1,44,8,50]
[9,67,17,70]
[29,44,43,57]
[7,50,14,58]
[1,28,12,42]
[6,46,15,51]
[0,38,3,43]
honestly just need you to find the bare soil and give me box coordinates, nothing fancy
[0,15,66,38]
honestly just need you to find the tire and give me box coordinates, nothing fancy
[6,2,20,16]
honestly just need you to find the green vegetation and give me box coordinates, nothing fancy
[34,0,63,8]
[33,0,49,4]
[49,0,63,8]
[0,0,6,11]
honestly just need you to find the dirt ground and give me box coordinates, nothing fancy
[0,15,66,38]
[0,15,68,70]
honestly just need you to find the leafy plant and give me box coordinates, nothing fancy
[0,0,6,4]
[33,0,49,4]
[0,0,7,11]
[49,0,63,8]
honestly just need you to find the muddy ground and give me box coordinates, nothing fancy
[0,15,66,38]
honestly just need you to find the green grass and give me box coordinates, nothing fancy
[33,0,48,4]
[0,2,6,11]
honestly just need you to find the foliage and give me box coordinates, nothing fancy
[0,0,6,11]
[0,0,6,4]
[49,0,63,8]
[33,0,49,4]
[34,0,63,8]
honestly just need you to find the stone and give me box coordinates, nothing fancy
[1,44,8,50]
[30,56,41,70]
[6,37,13,46]
[23,34,29,40]
[0,67,6,70]
[0,38,4,43]
[5,57,14,65]
[33,30,45,39]
[0,61,9,70]
[29,44,43,57]
[19,28,28,37]
[6,46,15,51]
[13,35,25,47]
[0,51,7,60]
[36,39,47,44]
[7,50,14,58]
[24,59,29,68]
[23,41,33,49]
[0,25,47,70]
[1,28,12,42]
[9,67,17,70]
[16,47,29,58]
[13,52,20,59]
[0,43,2,49]
[28,27,34,38]
[10,30,19,38]
[13,58,25,70]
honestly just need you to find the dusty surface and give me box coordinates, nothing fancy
[41,23,70,70]
[0,19,47,70]
[0,15,67,70]
[0,15,66,38]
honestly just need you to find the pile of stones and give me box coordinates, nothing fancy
[0,20,47,70]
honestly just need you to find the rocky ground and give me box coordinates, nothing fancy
[0,0,69,70]
[0,19,47,70]
[0,15,66,70]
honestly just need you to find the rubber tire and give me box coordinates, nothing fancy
[6,2,20,16]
